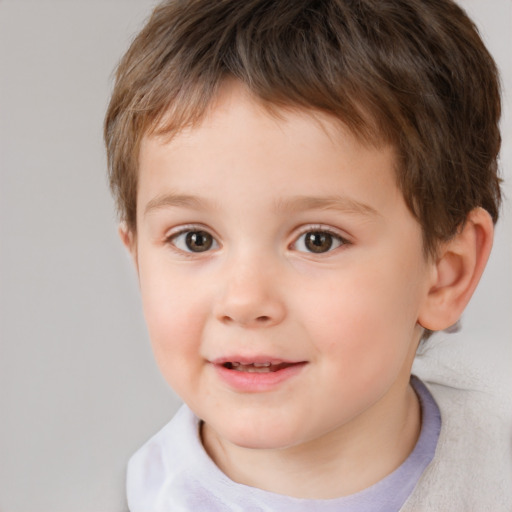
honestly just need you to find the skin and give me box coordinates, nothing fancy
[121,81,494,499]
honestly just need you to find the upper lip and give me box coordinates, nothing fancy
[210,355,305,366]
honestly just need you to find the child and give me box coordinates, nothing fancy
[104,0,511,510]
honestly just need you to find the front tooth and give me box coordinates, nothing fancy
[246,366,271,373]
[231,362,240,368]
[253,362,271,367]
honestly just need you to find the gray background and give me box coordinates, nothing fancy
[0,1,510,511]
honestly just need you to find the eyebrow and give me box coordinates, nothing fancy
[144,193,218,216]
[273,195,380,217]
[144,192,379,218]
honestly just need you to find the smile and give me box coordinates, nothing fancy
[222,361,297,373]
[211,358,307,392]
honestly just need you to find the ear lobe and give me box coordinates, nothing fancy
[118,222,138,267]
[418,207,494,332]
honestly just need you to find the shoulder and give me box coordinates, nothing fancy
[126,405,209,512]
[402,369,512,511]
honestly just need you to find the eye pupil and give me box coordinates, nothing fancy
[305,231,333,253]
[185,231,213,252]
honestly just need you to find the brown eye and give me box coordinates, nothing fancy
[304,231,333,253]
[294,230,345,254]
[185,231,214,252]
[170,229,218,253]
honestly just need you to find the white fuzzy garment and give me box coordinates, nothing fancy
[403,353,512,511]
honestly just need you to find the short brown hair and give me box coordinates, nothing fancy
[104,0,501,256]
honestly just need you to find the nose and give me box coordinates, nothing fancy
[213,256,286,328]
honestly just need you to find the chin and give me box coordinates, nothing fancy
[218,421,305,451]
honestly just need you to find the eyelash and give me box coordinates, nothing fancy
[164,225,350,256]
[291,225,350,254]
[164,225,220,256]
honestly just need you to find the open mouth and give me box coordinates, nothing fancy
[213,358,307,390]
[222,361,296,373]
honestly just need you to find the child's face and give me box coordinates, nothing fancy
[130,82,434,451]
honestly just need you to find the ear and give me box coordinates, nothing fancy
[418,207,494,332]
[118,222,138,268]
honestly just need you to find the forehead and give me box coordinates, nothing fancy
[146,79,387,161]
[137,82,402,220]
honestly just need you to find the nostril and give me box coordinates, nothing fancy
[256,316,271,323]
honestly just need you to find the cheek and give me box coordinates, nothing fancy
[297,259,422,367]
[138,263,208,383]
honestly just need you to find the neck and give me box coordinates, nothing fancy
[202,381,421,499]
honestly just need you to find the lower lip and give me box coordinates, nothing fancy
[212,363,307,392]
